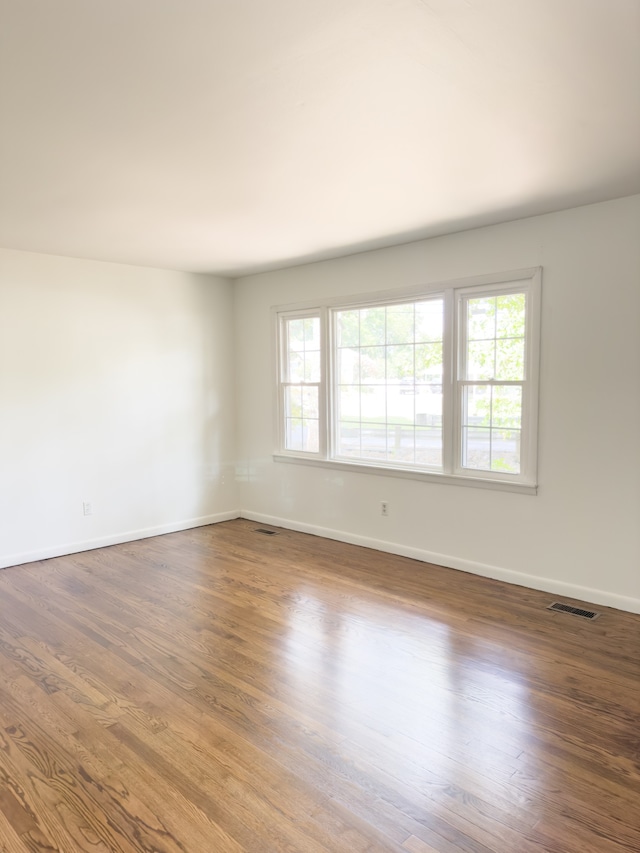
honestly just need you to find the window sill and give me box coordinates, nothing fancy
[272,452,537,495]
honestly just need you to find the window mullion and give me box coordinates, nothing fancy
[322,306,331,460]
[442,289,456,474]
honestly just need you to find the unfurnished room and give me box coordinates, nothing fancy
[0,1,639,851]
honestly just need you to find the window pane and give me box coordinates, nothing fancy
[301,419,319,453]
[337,311,359,347]
[287,318,306,351]
[302,386,319,420]
[304,350,321,383]
[415,386,442,427]
[462,427,491,470]
[288,351,304,383]
[386,303,414,345]
[415,299,443,343]
[387,383,413,424]
[286,418,303,451]
[304,317,320,349]
[416,427,442,467]
[286,316,320,383]
[387,345,413,382]
[338,422,360,457]
[338,348,359,383]
[285,386,302,419]
[361,347,386,383]
[461,386,522,474]
[388,425,415,462]
[467,297,496,341]
[463,385,491,427]
[415,342,443,382]
[491,429,520,474]
[465,291,526,385]
[360,307,386,346]
[361,425,386,459]
[495,337,524,381]
[338,386,359,422]
[285,385,319,453]
[360,386,386,423]
[492,386,522,429]
[496,293,526,338]
[467,340,495,380]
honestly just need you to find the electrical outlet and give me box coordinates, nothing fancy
[381,501,389,517]
[83,501,93,516]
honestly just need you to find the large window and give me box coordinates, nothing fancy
[275,268,540,493]
[334,299,444,468]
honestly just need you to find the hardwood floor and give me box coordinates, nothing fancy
[0,519,638,852]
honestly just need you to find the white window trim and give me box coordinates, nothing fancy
[452,280,540,485]
[275,308,326,458]
[273,267,541,495]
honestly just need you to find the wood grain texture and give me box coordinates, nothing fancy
[0,518,638,852]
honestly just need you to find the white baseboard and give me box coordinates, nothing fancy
[0,510,240,571]
[4,508,637,615]
[240,510,640,615]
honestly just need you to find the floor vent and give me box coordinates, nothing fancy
[547,602,601,620]
[254,528,279,536]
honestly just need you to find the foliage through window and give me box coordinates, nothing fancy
[276,269,540,491]
[281,315,321,453]
[335,300,444,468]
[460,293,526,475]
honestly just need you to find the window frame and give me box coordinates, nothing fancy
[273,267,541,495]
[328,291,448,473]
[276,308,326,458]
[453,281,538,484]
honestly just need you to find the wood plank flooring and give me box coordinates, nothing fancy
[0,518,638,852]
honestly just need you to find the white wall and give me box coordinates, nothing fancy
[234,195,640,613]
[0,249,238,567]
[2,197,638,612]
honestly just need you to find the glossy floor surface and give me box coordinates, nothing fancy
[0,519,638,852]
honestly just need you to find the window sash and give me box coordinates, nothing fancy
[329,295,446,471]
[278,311,325,457]
[454,285,530,480]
